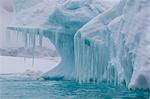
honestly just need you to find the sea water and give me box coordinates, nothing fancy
[0,74,149,99]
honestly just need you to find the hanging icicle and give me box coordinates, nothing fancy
[6,26,44,67]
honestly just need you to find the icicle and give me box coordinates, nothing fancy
[5,29,11,47]
[6,26,42,68]
[31,29,36,67]
[16,31,19,42]
[39,29,43,48]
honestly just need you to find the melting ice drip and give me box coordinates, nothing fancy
[6,26,44,66]
[74,0,127,85]
[74,0,150,89]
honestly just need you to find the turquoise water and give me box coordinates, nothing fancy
[0,74,150,99]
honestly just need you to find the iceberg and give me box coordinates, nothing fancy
[6,0,150,89]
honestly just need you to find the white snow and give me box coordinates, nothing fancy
[0,56,60,74]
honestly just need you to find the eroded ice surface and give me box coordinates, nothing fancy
[6,0,150,90]
[74,0,150,89]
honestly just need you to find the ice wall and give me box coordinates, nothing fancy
[74,0,126,84]
[74,0,150,89]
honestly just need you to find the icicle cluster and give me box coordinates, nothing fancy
[74,30,110,84]
[74,0,126,85]
[74,0,150,90]
[6,26,44,65]
[7,26,43,49]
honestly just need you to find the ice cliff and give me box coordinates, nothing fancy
[7,0,150,89]
[75,0,150,89]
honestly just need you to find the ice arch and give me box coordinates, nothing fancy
[7,0,107,80]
